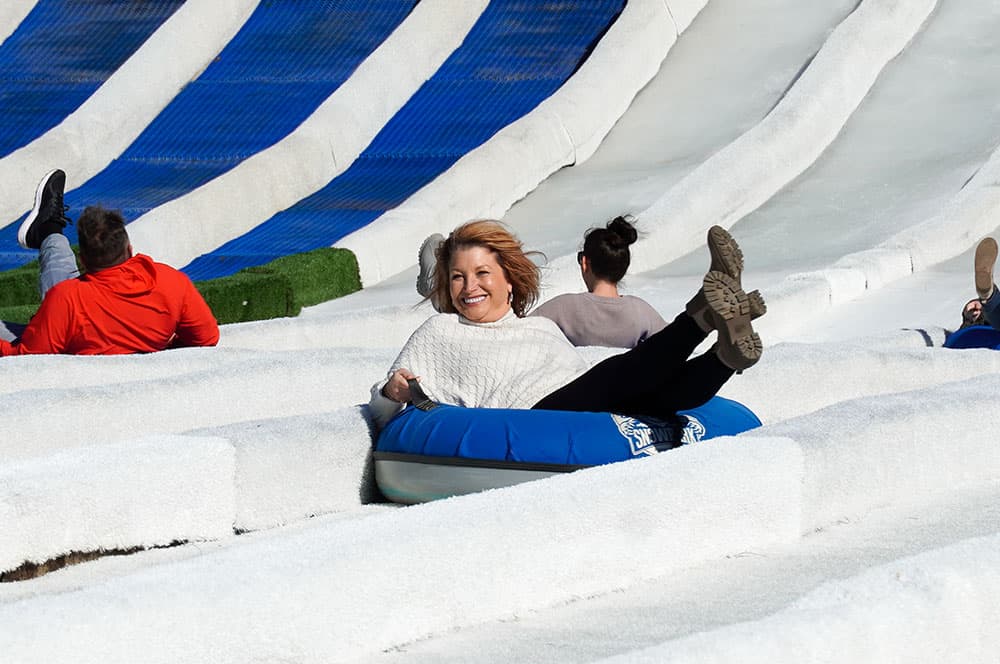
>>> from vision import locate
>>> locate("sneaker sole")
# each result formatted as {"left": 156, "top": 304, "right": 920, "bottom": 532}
{"left": 17, "top": 168, "right": 60, "bottom": 249}
{"left": 704, "top": 270, "right": 762, "bottom": 367}
{"left": 707, "top": 225, "right": 744, "bottom": 286}
{"left": 974, "top": 237, "right": 997, "bottom": 300}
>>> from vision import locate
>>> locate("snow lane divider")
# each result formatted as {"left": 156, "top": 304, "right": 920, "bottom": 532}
{"left": 0, "top": 434, "right": 804, "bottom": 662}
{"left": 0, "top": 435, "right": 235, "bottom": 576}
{"left": 0, "top": 0, "right": 261, "bottom": 226}
{"left": 0, "top": 1, "right": 40, "bottom": 46}
{"left": 629, "top": 0, "right": 938, "bottom": 274}
{"left": 125, "top": 0, "right": 490, "bottom": 272}
{"left": 761, "top": 139, "right": 1000, "bottom": 342}
{"left": 339, "top": 0, "right": 708, "bottom": 286}
{"left": 591, "top": 534, "right": 1000, "bottom": 662}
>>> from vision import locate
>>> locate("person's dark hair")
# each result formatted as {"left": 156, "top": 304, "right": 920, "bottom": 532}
{"left": 77, "top": 205, "right": 130, "bottom": 270}
{"left": 430, "top": 220, "right": 543, "bottom": 317}
{"left": 581, "top": 215, "right": 638, "bottom": 284}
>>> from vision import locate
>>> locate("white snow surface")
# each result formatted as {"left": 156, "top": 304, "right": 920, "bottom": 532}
{"left": 2, "top": 0, "right": 1000, "bottom": 662}
{"left": 0, "top": 1, "right": 35, "bottom": 45}
{"left": 126, "top": 0, "right": 491, "bottom": 270}
{"left": 0, "top": 0, "right": 260, "bottom": 224}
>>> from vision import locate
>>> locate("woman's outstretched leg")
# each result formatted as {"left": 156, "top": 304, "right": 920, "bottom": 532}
{"left": 618, "top": 352, "right": 735, "bottom": 419}
{"left": 532, "top": 311, "right": 709, "bottom": 413}
{"left": 534, "top": 225, "right": 764, "bottom": 417}
{"left": 534, "top": 275, "right": 761, "bottom": 415}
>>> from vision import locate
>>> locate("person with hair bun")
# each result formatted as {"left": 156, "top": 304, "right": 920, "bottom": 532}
{"left": 532, "top": 215, "right": 667, "bottom": 348}
{"left": 370, "top": 219, "right": 766, "bottom": 429}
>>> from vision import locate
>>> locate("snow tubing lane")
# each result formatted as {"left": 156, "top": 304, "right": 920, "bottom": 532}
{"left": 374, "top": 397, "right": 761, "bottom": 504}
{"left": 944, "top": 325, "right": 1000, "bottom": 349}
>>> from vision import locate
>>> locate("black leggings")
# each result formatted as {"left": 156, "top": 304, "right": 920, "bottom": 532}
{"left": 532, "top": 312, "right": 734, "bottom": 420}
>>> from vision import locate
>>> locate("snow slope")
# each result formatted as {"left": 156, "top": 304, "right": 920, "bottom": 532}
{"left": 2, "top": 0, "right": 1000, "bottom": 662}
{"left": 0, "top": 0, "right": 259, "bottom": 224}
{"left": 0, "top": 1, "right": 36, "bottom": 45}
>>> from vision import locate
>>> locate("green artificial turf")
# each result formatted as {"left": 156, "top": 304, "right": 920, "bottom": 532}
{"left": 0, "top": 303, "right": 39, "bottom": 325}
{"left": 242, "top": 247, "right": 362, "bottom": 310}
{"left": 0, "top": 247, "right": 363, "bottom": 326}
{"left": 0, "top": 269, "right": 41, "bottom": 307}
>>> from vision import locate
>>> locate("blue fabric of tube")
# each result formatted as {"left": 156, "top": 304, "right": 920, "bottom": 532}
{"left": 377, "top": 396, "right": 762, "bottom": 467}
{"left": 943, "top": 325, "right": 1000, "bottom": 349}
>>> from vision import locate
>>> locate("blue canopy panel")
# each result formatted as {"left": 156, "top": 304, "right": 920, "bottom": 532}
{"left": 182, "top": 0, "right": 625, "bottom": 281}
{"left": 0, "top": 0, "right": 417, "bottom": 272}
{"left": 0, "top": 0, "right": 184, "bottom": 158}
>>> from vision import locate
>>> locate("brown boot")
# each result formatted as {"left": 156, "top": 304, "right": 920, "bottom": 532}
{"left": 707, "top": 225, "right": 744, "bottom": 284}
{"left": 688, "top": 288, "right": 766, "bottom": 333}
{"left": 974, "top": 237, "right": 997, "bottom": 301}
{"left": 704, "top": 271, "right": 762, "bottom": 372}
{"left": 686, "top": 226, "right": 747, "bottom": 331}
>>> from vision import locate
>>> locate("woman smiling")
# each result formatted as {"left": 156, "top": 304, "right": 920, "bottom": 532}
{"left": 369, "top": 220, "right": 764, "bottom": 429}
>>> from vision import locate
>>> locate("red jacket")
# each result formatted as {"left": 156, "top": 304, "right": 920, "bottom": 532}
{"left": 1, "top": 254, "right": 219, "bottom": 356}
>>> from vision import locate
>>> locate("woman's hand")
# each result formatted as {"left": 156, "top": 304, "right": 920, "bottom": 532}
{"left": 382, "top": 368, "right": 419, "bottom": 403}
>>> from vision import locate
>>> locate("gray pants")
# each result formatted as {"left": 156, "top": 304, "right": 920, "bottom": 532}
{"left": 38, "top": 232, "right": 80, "bottom": 299}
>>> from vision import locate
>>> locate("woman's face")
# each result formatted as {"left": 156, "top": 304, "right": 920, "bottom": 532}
{"left": 449, "top": 245, "right": 513, "bottom": 323}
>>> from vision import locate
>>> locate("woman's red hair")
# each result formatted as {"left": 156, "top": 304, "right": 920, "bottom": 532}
{"left": 429, "top": 220, "right": 543, "bottom": 317}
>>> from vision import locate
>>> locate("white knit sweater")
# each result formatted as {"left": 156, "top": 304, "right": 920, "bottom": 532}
{"left": 369, "top": 311, "right": 589, "bottom": 428}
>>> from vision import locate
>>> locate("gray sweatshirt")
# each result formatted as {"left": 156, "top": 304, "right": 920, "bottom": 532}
{"left": 531, "top": 292, "right": 667, "bottom": 348}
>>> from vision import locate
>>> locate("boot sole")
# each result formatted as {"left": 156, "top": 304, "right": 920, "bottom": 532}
{"left": 18, "top": 168, "right": 61, "bottom": 250}
{"left": 974, "top": 237, "right": 997, "bottom": 300}
{"left": 707, "top": 225, "right": 744, "bottom": 287}
{"left": 704, "top": 270, "right": 762, "bottom": 369}
{"left": 747, "top": 289, "right": 766, "bottom": 319}
{"left": 687, "top": 287, "right": 765, "bottom": 328}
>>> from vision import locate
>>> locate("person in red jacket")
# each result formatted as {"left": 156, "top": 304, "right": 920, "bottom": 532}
{"left": 0, "top": 169, "right": 219, "bottom": 356}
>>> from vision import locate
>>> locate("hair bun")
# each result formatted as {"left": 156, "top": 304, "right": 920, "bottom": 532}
{"left": 607, "top": 215, "right": 638, "bottom": 245}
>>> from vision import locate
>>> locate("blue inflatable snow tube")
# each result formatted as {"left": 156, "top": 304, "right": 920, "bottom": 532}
{"left": 944, "top": 325, "right": 1000, "bottom": 349}
{"left": 373, "top": 396, "right": 761, "bottom": 503}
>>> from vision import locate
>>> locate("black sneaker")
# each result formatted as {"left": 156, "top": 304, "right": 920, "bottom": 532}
{"left": 18, "top": 169, "right": 69, "bottom": 250}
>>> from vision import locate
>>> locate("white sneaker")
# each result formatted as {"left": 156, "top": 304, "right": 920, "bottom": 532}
{"left": 416, "top": 233, "right": 444, "bottom": 299}
{"left": 974, "top": 237, "right": 997, "bottom": 301}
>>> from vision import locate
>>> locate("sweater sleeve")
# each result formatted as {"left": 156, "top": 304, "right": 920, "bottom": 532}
{"left": 530, "top": 296, "right": 562, "bottom": 324}
{"left": 369, "top": 376, "right": 405, "bottom": 430}
{"left": 367, "top": 317, "right": 439, "bottom": 429}
{"left": 645, "top": 301, "right": 668, "bottom": 336}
